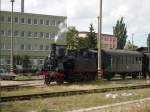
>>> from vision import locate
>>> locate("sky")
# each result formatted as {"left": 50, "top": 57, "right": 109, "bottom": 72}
{"left": 1, "top": 0, "right": 150, "bottom": 47}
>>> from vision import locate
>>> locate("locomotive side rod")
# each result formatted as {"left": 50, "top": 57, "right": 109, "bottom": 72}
{"left": 1, "top": 84, "right": 150, "bottom": 102}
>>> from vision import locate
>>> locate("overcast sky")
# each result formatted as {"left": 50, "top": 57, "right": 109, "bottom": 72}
{"left": 1, "top": 0, "right": 150, "bottom": 47}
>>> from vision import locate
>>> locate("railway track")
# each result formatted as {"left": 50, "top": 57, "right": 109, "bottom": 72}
{"left": 1, "top": 84, "right": 150, "bottom": 102}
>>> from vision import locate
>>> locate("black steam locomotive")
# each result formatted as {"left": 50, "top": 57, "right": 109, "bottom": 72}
{"left": 42, "top": 44, "right": 150, "bottom": 84}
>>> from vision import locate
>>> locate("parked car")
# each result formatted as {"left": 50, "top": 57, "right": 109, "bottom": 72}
{"left": 0, "top": 69, "right": 16, "bottom": 80}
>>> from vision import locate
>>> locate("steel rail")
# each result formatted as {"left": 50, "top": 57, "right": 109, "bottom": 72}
{"left": 1, "top": 84, "right": 150, "bottom": 102}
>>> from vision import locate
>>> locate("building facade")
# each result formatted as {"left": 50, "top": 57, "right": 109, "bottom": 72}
{"left": 0, "top": 11, "right": 67, "bottom": 69}
{"left": 79, "top": 32, "right": 117, "bottom": 49}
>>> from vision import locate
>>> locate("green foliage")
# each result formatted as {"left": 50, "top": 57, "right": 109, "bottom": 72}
{"left": 113, "top": 17, "right": 127, "bottom": 49}
{"left": 37, "top": 109, "right": 50, "bottom": 112}
{"left": 66, "top": 26, "right": 79, "bottom": 50}
{"left": 22, "top": 55, "right": 31, "bottom": 71}
{"left": 78, "top": 37, "right": 88, "bottom": 48}
{"left": 87, "top": 24, "right": 97, "bottom": 49}
{"left": 145, "top": 107, "right": 150, "bottom": 112}
{"left": 13, "top": 55, "right": 23, "bottom": 65}
{"left": 125, "top": 40, "right": 138, "bottom": 51}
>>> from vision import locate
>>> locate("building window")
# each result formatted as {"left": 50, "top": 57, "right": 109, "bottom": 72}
{"left": 7, "top": 30, "right": 11, "bottom": 37}
{"left": 26, "top": 44, "right": 32, "bottom": 50}
{"left": 7, "top": 59, "right": 10, "bottom": 64}
{"left": 14, "top": 17, "right": 19, "bottom": 23}
{"left": 27, "top": 31, "right": 32, "bottom": 37}
{"left": 27, "top": 18, "right": 32, "bottom": 24}
{"left": 5, "top": 44, "right": 11, "bottom": 50}
{"left": 21, "top": 18, "right": 25, "bottom": 24}
{"left": 45, "top": 45, "right": 49, "bottom": 50}
{"left": 0, "top": 30, "right": 5, "bottom": 36}
{"left": 46, "top": 20, "right": 49, "bottom": 25}
{"left": 39, "top": 60, "right": 43, "bottom": 65}
{"left": 50, "top": 33, "right": 55, "bottom": 39}
{"left": 33, "top": 19, "right": 38, "bottom": 25}
{"left": 40, "top": 19, "right": 44, "bottom": 25}
{"left": 57, "top": 21, "right": 62, "bottom": 26}
{"left": 45, "top": 33, "right": 49, "bottom": 38}
{"left": 14, "top": 30, "right": 19, "bottom": 36}
{"left": 40, "top": 32, "right": 44, "bottom": 38}
{"left": 7, "top": 17, "right": 11, "bottom": 23}
{"left": 0, "top": 44, "right": 5, "bottom": 49}
{"left": 0, "top": 59, "right": 5, "bottom": 65}
{"left": 110, "top": 38, "right": 112, "bottom": 41}
{"left": 20, "top": 44, "right": 25, "bottom": 50}
{"left": 51, "top": 20, "right": 56, "bottom": 26}
{"left": 33, "top": 32, "right": 38, "bottom": 37}
{"left": 0, "top": 16, "right": 5, "bottom": 22}
{"left": 39, "top": 45, "right": 43, "bottom": 50}
{"left": 21, "top": 31, "right": 25, "bottom": 37}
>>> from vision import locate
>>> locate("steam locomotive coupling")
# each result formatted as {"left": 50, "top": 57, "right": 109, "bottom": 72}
{"left": 41, "top": 44, "right": 150, "bottom": 84}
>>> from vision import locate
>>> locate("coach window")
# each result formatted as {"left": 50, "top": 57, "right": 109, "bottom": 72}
{"left": 139, "top": 57, "right": 142, "bottom": 64}
{"left": 136, "top": 57, "right": 138, "bottom": 64}
{"left": 125, "top": 56, "right": 128, "bottom": 64}
{"left": 132, "top": 56, "right": 134, "bottom": 64}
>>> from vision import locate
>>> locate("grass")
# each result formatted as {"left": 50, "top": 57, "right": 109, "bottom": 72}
{"left": 1, "top": 88, "right": 150, "bottom": 112}
{"left": 145, "top": 107, "right": 150, "bottom": 112}
{"left": 1, "top": 79, "right": 149, "bottom": 97}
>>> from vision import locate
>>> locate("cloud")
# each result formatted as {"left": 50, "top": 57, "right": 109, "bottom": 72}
{"left": 1, "top": 0, "right": 150, "bottom": 47}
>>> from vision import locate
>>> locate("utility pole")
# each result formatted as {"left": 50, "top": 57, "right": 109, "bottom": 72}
{"left": 98, "top": 0, "right": 103, "bottom": 78}
{"left": 10, "top": 0, "right": 15, "bottom": 74}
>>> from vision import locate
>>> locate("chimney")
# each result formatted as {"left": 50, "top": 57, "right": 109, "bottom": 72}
{"left": 21, "top": 0, "right": 24, "bottom": 13}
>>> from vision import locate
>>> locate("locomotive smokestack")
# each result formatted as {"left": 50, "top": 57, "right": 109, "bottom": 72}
{"left": 21, "top": 0, "right": 24, "bottom": 13}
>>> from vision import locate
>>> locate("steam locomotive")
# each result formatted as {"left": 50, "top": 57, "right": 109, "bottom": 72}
{"left": 41, "top": 44, "right": 150, "bottom": 84}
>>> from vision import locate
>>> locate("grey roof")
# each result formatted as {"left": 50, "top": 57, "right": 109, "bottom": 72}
{"left": 102, "top": 49, "right": 142, "bottom": 56}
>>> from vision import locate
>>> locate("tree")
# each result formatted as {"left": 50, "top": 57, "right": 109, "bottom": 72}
{"left": 87, "top": 24, "right": 97, "bottom": 49}
{"left": 22, "top": 55, "right": 31, "bottom": 72}
{"left": 66, "top": 27, "right": 79, "bottom": 50}
{"left": 113, "top": 17, "right": 127, "bottom": 49}
{"left": 125, "top": 40, "right": 138, "bottom": 51}
{"left": 78, "top": 37, "right": 88, "bottom": 48}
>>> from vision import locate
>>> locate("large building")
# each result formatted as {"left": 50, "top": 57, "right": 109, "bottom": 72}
{"left": 0, "top": 11, "right": 67, "bottom": 69}
{"left": 79, "top": 31, "right": 117, "bottom": 49}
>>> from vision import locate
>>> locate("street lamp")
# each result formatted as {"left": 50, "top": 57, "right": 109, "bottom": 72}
{"left": 98, "top": 0, "right": 103, "bottom": 78}
{"left": 10, "top": 0, "right": 15, "bottom": 73}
